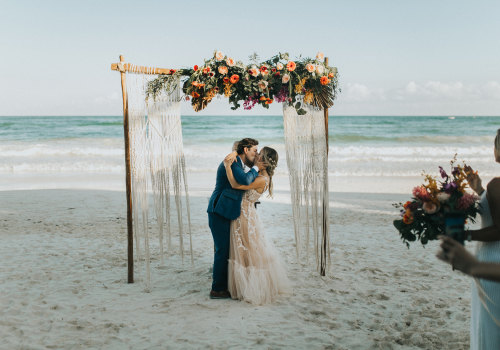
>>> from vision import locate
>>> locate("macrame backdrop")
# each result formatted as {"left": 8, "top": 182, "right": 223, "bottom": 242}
{"left": 126, "top": 68, "right": 193, "bottom": 291}
{"left": 283, "top": 102, "right": 331, "bottom": 273}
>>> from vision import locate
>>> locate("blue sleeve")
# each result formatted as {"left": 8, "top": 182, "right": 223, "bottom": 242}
{"left": 231, "top": 162, "right": 258, "bottom": 185}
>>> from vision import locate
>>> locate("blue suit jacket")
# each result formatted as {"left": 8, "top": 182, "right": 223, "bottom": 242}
{"left": 207, "top": 156, "right": 258, "bottom": 220}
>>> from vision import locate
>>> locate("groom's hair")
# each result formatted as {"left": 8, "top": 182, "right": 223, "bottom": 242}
{"left": 236, "top": 138, "right": 258, "bottom": 155}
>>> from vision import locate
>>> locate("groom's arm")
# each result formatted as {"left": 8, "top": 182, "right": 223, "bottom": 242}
{"left": 231, "top": 162, "right": 258, "bottom": 185}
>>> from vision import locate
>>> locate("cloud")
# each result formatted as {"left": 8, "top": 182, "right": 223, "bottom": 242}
{"left": 342, "top": 80, "right": 500, "bottom": 102}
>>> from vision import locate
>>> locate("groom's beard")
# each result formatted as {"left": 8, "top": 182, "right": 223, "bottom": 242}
{"left": 243, "top": 158, "right": 255, "bottom": 168}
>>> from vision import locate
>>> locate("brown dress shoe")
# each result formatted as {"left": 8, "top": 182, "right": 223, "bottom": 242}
{"left": 209, "top": 290, "right": 231, "bottom": 299}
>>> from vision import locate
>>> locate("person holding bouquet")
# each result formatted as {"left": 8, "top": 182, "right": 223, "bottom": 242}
{"left": 459, "top": 129, "right": 500, "bottom": 350}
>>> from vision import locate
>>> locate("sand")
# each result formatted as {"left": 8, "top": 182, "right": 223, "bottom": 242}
{"left": 0, "top": 174, "right": 478, "bottom": 349}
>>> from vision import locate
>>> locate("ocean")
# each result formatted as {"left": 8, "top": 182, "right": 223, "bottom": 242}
{"left": 0, "top": 115, "right": 498, "bottom": 182}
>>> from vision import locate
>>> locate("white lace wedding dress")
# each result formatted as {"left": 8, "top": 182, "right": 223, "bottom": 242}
{"left": 470, "top": 191, "right": 500, "bottom": 349}
{"left": 228, "top": 176, "right": 291, "bottom": 305}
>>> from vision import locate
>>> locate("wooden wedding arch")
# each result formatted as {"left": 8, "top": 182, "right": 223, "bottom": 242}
{"left": 111, "top": 55, "right": 332, "bottom": 282}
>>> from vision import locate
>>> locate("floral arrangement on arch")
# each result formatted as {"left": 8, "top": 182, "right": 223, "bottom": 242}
{"left": 393, "top": 156, "right": 481, "bottom": 247}
{"left": 146, "top": 51, "right": 339, "bottom": 115}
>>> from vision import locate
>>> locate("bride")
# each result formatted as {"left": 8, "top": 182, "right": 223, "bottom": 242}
{"left": 223, "top": 146, "right": 291, "bottom": 305}
{"left": 464, "top": 129, "right": 500, "bottom": 349}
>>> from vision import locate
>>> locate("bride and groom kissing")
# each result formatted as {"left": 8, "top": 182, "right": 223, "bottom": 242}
{"left": 207, "top": 138, "right": 291, "bottom": 305}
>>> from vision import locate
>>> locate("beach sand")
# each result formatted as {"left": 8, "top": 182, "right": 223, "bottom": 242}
{"left": 0, "top": 174, "right": 478, "bottom": 349}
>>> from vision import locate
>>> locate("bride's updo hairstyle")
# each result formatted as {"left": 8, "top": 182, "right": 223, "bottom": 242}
{"left": 260, "top": 146, "right": 278, "bottom": 197}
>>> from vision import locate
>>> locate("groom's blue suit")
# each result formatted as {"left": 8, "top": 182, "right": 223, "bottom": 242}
{"left": 207, "top": 156, "right": 258, "bottom": 292}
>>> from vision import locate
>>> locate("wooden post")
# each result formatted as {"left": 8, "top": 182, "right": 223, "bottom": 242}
{"left": 118, "top": 55, "right": 134, "bottom": 284}
{"left": 320, "top": 57, "right": 330, "bottom": 276}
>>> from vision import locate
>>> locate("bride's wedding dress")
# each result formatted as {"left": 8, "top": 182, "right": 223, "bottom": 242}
{"left": 470, "top": 191, "right": 500, "bottom": 349}
{"left": 228, "top": 176, "right": 291, "bottom": 305}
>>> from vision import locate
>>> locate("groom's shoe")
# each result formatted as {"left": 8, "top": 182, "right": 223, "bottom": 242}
{"left": 209, "top": 290, "right": 231, "bottom": 299}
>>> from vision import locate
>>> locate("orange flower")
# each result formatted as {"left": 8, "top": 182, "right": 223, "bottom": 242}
{"left": 191, "top": 92, "right": 200, "bottom": 98}
{"left": 265, "top": 99, "right": 273, "bottom": 104}
{"left": 229, "top": 74, "right": 239, "bottom": 84}
{"left": 202, "top": 66, "right": 211, "bottom": 74}
{"left": 218, "top": 66, "right": 228, "bottom": 75}
{"left": 169, "top": 69, "right": 176, "bottom": 74}
{"left": 259, "top": 96, "right": 267, "bottom": 101}
{"left": 328, "top": 72, "right": 334, "bottom": 78}
{"left": 306, "top": 63, "right": 315, "bottom": 73}
{"left": 223, "top": 77, "right": 230, "bottom": 84}
{"left": 193, "top": 65, "right": 199, "bottom": 71}
{"left": 403, "top": 201, "right": 412, "bottom": 209}
{"left": 286, "top": 61, "right": 296, "bottom": 72}
{"left": 402, "top": 211, "right": 414, "bottom": 224}
{"left": 226, "top": 57, "right": 235, "bottom": 67}
{"left": 320, "top": 76, "right": 330, "bottom": 85}
{"left": 192, "top": 81, "right": 199, "bottom": 87}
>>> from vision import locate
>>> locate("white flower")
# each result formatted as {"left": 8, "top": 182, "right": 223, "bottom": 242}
{"left": 215, "top": 51, "right": 224, "bottom": 61}
{"left": 282, "top": 74, "right": 290, "bottom": 84}
{"left": 437, "top": 192, "right": 451, "bottom": 203}
{"left": 316, "top": 64, "right": 324, "bottom": 74}
{"left": 249, "top": 65, "right": 260, "bottom": 77}
{"left": 258, "top": 80, "right": 268, "bottom": 90}
{"left": 316, "top": 52, "right": 324, "bottom": 61}
{"left": 276, "top": 63, "right": 284, "bottom": 70}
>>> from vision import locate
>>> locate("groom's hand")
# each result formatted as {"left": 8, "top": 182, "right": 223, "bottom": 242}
{"left": 256, "top": 160, "right": 269, "bottom": 171}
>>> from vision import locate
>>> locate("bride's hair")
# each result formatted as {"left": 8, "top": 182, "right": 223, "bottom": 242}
{"left": 260, "top": 146, "right": 278, "bottom": 197}
{"left": 496, "top": 129, "right": 500, "bottom": 150}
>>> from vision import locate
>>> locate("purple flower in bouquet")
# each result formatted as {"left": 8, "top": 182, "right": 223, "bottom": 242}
{"left": 451, "top": 167, "right": 460, "bottom": 177}
{"left": 443, "top": 181, "right": 458, "bottom": 193}
{"left": 439, "top": 166, "right": 448, "bottom": 179}
{"left": 457, "top": 193, "right": 479, "bottom": 211}
{"left": 243, "top": 95, "right": 258, "bottom": 110}
{"left": 275, "top": 87, "right": 288, "bottom": 103}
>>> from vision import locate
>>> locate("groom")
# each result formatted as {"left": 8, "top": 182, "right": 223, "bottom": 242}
{"left": 207, "top": 138, "right": 263, "bottom": 299}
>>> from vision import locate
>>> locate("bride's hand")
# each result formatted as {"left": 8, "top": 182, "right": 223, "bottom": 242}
{"left": 464, "top": 165, "right": 484, "bottom": 195}
{"left": 224, "top": 151, "right": 237, "bottom": 165}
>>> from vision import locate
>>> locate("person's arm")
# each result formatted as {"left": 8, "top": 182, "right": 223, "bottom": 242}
{"left": 224, "top": 161, "right": 265, "bottom": 191}
{"left": 469, "top": 178, "right": 500, "bottom": 242}
{"left": 230, "top": 157, "right": 258, "bottom": 186}
{"left": 437, "top": 235, "right": 500, "bottom": 282}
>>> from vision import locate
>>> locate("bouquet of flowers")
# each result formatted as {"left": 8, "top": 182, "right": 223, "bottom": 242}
{"left": 393, "top": 157, "right": 481, "bottom": 247}
{"left": 146, "top": 50, "right": 339, "bottom": 114}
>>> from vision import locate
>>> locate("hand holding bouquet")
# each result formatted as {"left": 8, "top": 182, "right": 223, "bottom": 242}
{"left": 394, "top": 157, "right": 481, "bottom": 247}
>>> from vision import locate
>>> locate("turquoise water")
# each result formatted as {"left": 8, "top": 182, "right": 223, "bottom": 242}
{"left": 0, "top": 115, "right": 497, "bottom": 145}
{"left": 0, "top": 115, "right": 498, "bottom": 176}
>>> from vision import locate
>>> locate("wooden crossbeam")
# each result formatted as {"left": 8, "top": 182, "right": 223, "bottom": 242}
{"left": 111, "top": 62, "right": 177, "bottom": 75}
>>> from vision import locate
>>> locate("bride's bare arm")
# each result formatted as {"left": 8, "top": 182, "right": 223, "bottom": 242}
{"left": 469, "top": 178, "right": 500, "bottom": 242}
{"left": 224, "top": 161, "right": 265, "bottom": 191}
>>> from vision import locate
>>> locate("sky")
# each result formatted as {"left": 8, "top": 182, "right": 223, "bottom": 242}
{"left": 0, "top": 0, "right": 499, "bottom": 116}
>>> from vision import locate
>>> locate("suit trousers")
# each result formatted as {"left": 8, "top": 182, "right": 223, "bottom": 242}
{"left": 208, "top": 212, "right": 231, "bottom": 292}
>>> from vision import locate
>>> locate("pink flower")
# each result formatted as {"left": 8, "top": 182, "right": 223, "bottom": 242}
{"left": 306, "top": 63, "right": 315, "bottom": 73}
{"left": 316, "top": 52, "right": 324, "bottom": 61}
{"left": 226, "top": 57, "right": 235, "bottom": 66}
{"left": 282, "top": 74, "right": 290, "bottom": 84}
{"left": 276, "top": 63, "right": 284, "bottom": 70}
{"left": 457, "top": 193, "right": 478, "bottom": 211}
{"left": 258, "top": 80, "right": 268, "bottom": 90}
{"left": 422, "top": 201, "right": 439, "bottom": 214}
{"left": 218, "top": 66, "right": 228, "bottom": 75}
{"left": 412, "top": 186, "right": 431, "bottom": 202}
